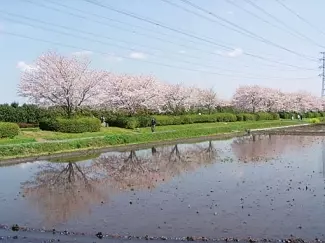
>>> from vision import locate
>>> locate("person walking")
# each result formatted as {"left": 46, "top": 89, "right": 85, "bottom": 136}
{"left": 151, "top": 118, "right": 156, "bottom": 133}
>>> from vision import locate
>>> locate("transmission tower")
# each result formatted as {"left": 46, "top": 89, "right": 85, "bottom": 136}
{"left": 319, "top": 52, "right": 325, "bottom": 97}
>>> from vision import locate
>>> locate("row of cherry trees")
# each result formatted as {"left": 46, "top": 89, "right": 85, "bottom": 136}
{"left": 232, "top": 85, "right": 324, "bottom": 113}
{"left": 18, "top": 51, "right": 324, "bottom": 116}
{"left": 18, "top": 51, "right": 227, "bottom": 116}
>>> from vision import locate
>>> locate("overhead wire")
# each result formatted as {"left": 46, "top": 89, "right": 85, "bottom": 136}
{"left": 0, "top": 30, "right": 317, "bottom": 80}
{"left": 2, "top": 9, "right": 318, "bottom": 74}
{"left": 45, "top": 0, "right": 225, "bottom": 50}
{"left": 178, "top": 0, "right": 318, "bottom": 62}
{"left": 21, "top": 0, "right": 222, "bottom": 56}
{"left": 21, "top": 0, "right": 318, "bottom": 71}
{"left": 274, "top": 0, "right": 325, "bottom": 37}
{"left": 82, "top": 0, "right": 317, "bottom": 62}
{"left": 0, "top": 14, "right": 275, "bottom": 78}
{"left": 2, "top": 15, "right": 316, "bottom": 79}
{"left": 224, "top": 0, "right": 320, "bottom": 45}
{"left": 242, "top": 0, "right": 325, "bottom": 49}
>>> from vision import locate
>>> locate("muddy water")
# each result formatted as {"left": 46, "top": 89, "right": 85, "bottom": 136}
{"left": 0, "top": 135, "right": 325, "bottom": 240}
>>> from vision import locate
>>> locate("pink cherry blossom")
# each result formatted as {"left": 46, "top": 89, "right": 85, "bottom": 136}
{"left": 19, "top": 51, "right": 324, "bottom": 116}
{"left": 18, "top": 51, "right": 107, "bottom": 117}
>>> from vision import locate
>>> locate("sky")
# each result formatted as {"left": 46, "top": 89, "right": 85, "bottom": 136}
{"left": 0, "top": 0, "right": 324, "bottom": 103}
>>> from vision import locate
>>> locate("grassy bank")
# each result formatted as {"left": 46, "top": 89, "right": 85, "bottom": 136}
{"left": 0, "top": 120, "right": 304, "bottom": 160}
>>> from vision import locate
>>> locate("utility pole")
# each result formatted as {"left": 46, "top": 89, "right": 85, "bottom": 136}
{"left": 319, "top": 52, "right": 325, "bottom": 97}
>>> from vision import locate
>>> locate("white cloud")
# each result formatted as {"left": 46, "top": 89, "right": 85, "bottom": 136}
{"left": 72, "top": 50, "right": 93, "bottom": 57}
{"left": 226, "top": 48, "right": 243, "bottom": 58}
{"left": 16, "top": 61, "right": 34, "bottom": 72}
{"left": 129, "top": 52, "right": 147, "bottom": 60}
{"left": 106, "top": 53, "right": 124, "bottom": 63}
{"left": 226, "top": 10, "right": 234, "bottom": 15}
{"left": 179, "top": 50, "right": 187, "bottom": 54}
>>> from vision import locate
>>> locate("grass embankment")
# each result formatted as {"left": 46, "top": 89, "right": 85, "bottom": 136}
{"left": 0, "top": 120, "right": 304, "bottom": 160}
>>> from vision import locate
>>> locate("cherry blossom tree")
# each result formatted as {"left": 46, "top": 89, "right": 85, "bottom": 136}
{"left": 196, "top": 88, "right": 219, "bottom": 114}
{"left": 231, "top": 85, "right": 324, "bottom": 113}
{"left": 162, "top": 83, "right": 192, "bottom": 114}
{"left": 102, "top": 74, "right": 164, "bottom": 115}
{"left": 18, "top": 51, "right": 325, "bottom": 115}
{"left": 232, "top": 85, "right": 267, "bottom": 112}
{"left": 18, "top": 51, "right": 108, "bottom": 117}
{"left": 262, "top": 88, "right": 284, "bottom": 112}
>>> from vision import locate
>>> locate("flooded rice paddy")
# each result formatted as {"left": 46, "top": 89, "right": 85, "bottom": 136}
{"left": 0, "top": 134, "right": 325, "bottom": 240}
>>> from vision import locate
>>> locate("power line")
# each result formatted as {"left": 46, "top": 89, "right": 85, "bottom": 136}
{"left": 0, "top": 11, "right": 222, "bottom": 64}
{"left": 81, "top": 0, "right": 238, "bottom": 52}
{"left": 224, "top": 0, "right": 323, "bottom": 47}
{"left": 178, "top": 0, "right": 318, "bottom": 62}
{"left": 21, "top": 0, "right": 318, "bottom": 71}
{"left": 274, "top": 0, "right": 325, "bottom": 37}
{"left": 1, "top": 12, "right": 317, "bottom": 75}
{"left": 83, "top": 0, "right": 317, "bottom": 61}
{"left": 21, "top": 0, "right": 223, "bottom": 56}
{"left": 46, "top": 0, "right": 224, "bottom": 50}
{"left": 168, "top": 0, "right": 315, "bottom": 48}
{"left": 159, "top": 0, "right": 257, "bottom": 41}
{"left": 243, "top": 0, "right": 325, "bottom": 49}
{"left": 1, "top": 30, "right": 317, "bottom": 81}
{"left": 2, "top": 14, "right": 300, "bottom": 78}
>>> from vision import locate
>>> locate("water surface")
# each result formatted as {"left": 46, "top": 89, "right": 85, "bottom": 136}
{"left": 0, "top": 135, "right": 324, "bottom": 240}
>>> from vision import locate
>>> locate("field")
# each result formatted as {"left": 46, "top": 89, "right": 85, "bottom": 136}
{"left": 0, "top": 120, "right": 304, "bottom": 160}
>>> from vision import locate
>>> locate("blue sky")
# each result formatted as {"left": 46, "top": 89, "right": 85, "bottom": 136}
{"left": 0, "top": 0, "right": 323, "bottom": 103}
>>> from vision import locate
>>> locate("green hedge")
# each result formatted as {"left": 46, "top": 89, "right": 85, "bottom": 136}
{"left": 104, "top": 113, "right": 280, "bottom": 129}
{"left": 0, "top": 122, "right": 20, "bottom": 138}
{"left": 1, "top": 102, "right": 325, "bottom": 125}
{"left": 279, "top": 112, "right": 323, "bottom": 119}
{"left": 39, "top": 117, "right": 101, "bottom": 133}
{"left": 255, "top": 112, "right": 279, "bottom": 121}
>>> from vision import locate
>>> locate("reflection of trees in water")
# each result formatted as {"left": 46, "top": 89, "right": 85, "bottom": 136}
{"left": 21, "top": 141, "right": 218, "bottom": 226}
{"left": 21, "top": 162, "right": 109, "bottom": 226}
{"left": 232, "top": 134, "right": 320, "bottom": 161}
{"left": 93, "top": 141, "right": 218, "bottom": 190}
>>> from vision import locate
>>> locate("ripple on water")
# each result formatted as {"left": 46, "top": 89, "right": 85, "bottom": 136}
{"left": 0, "top": 134, "right": 324, "bottom": 240}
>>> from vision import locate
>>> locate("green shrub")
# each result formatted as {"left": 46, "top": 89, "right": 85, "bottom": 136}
{"left": 124, "top": 117, "right": 140, "bottom": 129}
{"left": 39, "top": 117, "right": 101, "bottom": 133}
{"left": 314, "top": 112, "right": 322, "bottom": 118}
{"left": 39, "top": 119, "right": 59, "bottom": 131}
{"left": 111, "top": 117, "right": 140, "bottom": 129}
{"left": 154, "top": 115, "right": 173, "bottom": 126}
{"left": 242, "top": 113, "right": 256, "bottom": 121}
{"left": 279, "top": 112, "right": 294, "bottom": 119}
{"left": 236, "top": 114, "right": 244, "bottom": 121}
{"left": 180, "top": 115, "right": 194, "bottom": 124}
{"left": 137, "top": 116, "right": 152, "bottom": 127}
{"left": 154, "top": 113, "right": 237, "bottom": 126}
{"left": 309, "top": 118, "right": 320, "bottom": 124}
{"left": 270, "top": 113, "right": 280, "bottom": 120}
{"left": 0, "top": 122, "right": 19, "bottom": 138}
{"left": 255, "top": 112, "right": 275, "bottom": 121}
{"left": 17, "top": 122, "right": 39, "bottom": 128}
{"left": 214, "top": 113, "right": 237, "bottom": 122}
{"left": 305, "top": 112, "right": 315, "bottom": 118}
